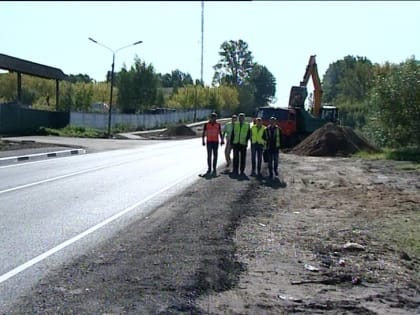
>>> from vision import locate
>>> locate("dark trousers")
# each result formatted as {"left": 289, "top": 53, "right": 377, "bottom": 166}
{"left": 206, "top": 142, "right": 219, "bottom": 171}
{"left": 232, "top": 144, "right": 247, "bottom": 174}
{"left": 267, "top": 149, "right": 279, "bottom": 176}
{"left": 251, "top": 143, "right": 264, "bottom": 174}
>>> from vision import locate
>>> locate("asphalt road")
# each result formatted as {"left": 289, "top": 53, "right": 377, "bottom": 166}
{"left": 0, "top": 135, "right": 164, "bottom": 165}
{"left": 0, "top": 137, "right": 210, "bottom": 312}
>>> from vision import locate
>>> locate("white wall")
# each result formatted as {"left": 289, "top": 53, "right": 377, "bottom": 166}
{"left": 70, "top": 109, "right": 212, "bottom": 130}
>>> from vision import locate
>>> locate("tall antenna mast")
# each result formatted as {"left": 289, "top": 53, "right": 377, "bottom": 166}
{"left": 200, "top": 0, "right": 204, "bottom": 85}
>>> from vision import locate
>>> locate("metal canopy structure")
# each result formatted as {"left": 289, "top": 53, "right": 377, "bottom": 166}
{"left": 0, "top": 53, "right": 67, "bottom": 109}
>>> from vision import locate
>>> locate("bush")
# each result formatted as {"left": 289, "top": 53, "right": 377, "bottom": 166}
{"left": 386, "top": 147, "right": 420, "bottom": 163}
{"left": 37, "top": 125, "right": 105, "bottom": 138}
{"left": 336, "top": 101, "right": 369, "bottom": 129}
{"left": 112, "top": 123, "right": 132, "bottom": 133}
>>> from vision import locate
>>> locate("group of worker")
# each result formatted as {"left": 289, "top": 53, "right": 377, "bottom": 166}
{"left": 201, "top": 112, "right": 281, "bottom": 179}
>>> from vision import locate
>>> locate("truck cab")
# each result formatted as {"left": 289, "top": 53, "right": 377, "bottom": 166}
{"left": 320, "top": 105, "right": 339, "bottom": 123}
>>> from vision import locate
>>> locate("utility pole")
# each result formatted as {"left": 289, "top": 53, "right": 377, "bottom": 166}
{"left": 201, "top": 0, "right": 204, "bottom": 86}
{"left": 195, "top": 0, "right": 204, "bottom": 122}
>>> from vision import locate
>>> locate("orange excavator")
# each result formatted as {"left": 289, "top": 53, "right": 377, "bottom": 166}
{"left": 299, "top": 55, "right": 323, "bottom": 116}
{"left": 256, "top": 55, "right": 339, "bottom": 147}
{"left": 289, "top": 55, "right": 339, "bottom": 121}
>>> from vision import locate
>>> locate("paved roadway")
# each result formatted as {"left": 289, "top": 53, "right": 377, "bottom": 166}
{"left": 0, "top": 136, "right": 210, "bottom": 312}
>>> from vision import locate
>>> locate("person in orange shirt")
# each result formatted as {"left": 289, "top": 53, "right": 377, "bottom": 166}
{"left": 202, "top": 112, "right": 224, "bottom": 176}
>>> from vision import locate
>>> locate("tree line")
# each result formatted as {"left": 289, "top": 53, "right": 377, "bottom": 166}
{"left": 322, "top": 55, "right": 419, "bottom": 148}
{"left": 0, "top": 40, "right": 418, "bottom": 148}
{"left": 0, "top": 39, "right": 276, "bottom": 117}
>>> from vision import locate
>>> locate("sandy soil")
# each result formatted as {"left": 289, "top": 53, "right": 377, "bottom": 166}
{"left": 6, "top": 149, "right": 419, "bottom": 314}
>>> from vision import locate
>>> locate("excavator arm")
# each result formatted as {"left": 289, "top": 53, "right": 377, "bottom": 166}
{"left": 300, "top": 55, "right": 323, "bottom": 117}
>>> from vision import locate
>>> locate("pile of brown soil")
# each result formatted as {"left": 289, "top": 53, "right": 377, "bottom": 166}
{"left": 290, "top": 123, "right": 379, "bottom": 157}
{"left": 160, "top": 124, "right": 197, "bottom": 137}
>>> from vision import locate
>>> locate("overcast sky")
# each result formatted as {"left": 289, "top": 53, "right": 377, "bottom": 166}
{"left": 1, "top": 1, "right": 419, "bottom": 106}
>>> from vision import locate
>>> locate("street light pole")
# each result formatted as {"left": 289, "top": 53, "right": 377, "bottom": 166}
{"left": 109, "top": 53, "right": 115, "bottom": 137}
{"left": 88, "top": 37, "right": 143, "bottom": 137}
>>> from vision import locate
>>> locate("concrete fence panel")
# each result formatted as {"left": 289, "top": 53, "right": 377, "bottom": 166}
{"left": 70, "top": 109, "right": 212, "bottom": 130}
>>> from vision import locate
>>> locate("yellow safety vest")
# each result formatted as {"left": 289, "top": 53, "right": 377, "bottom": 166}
{"left": 223, "top": 122, "right": 234, "bottom": 139}
{"left": 251, "top": 125, "right": 266, "bottom": 145}
{"left": 232, "top": 122, "right": 250, "bottom": 145}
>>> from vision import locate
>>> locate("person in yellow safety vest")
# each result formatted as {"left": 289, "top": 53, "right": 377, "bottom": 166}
{"left": 250, "top": 117, "right": 266, "bottom": 177}
{"left": 231, "top": 112, "right": 250, "bottom": 176}
{"left": 222, "top": 114, "right": 237, "bottom": 168}
{"left": 262, "top": 116, "right": 281, "bottom": 179}
{"left": 202, "top": 112, "right": 224, "bottom": 176}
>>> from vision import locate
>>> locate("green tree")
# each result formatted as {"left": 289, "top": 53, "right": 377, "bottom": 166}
{"left": 0, "top": 73, "right": 16, "bottom": 102}
{"left": 166, "top": 84, "right": 202, "bottom": 110}
{"left": 207, "top": 89, "right": 219, "bottom": 110}
{"left": 60, "top": 81, "right": 75, "bottom": 111}
{"left": 73, "top": 82, "right": 94, "bottom": 111}
{"left": 117, "top": 68, "right": 136, "bottom": 113}
{"left": 171, "top": 69, "right": 193, "bottom": 91}
{"left": 323, "top": 55, "right": 374, "bottom": 103}
{"left": 67, "top": 74, "right": 94, "bottom": 84}
{"left": 217, "top": 85, "right": 240, "bottom": 113}
{"left": 323, "top": 59, "right": 344, "bottom": 102}
{"left": 91, "top": 82, "right": 110, "bottom": 104}
{"left": 157, "top": 70, "right": 193, "bottom": 92}
{"left": 159, "top": 73, "right": 172, "bottom": 88}
{"left": 368, "top": 57, "right": 420, "bottom": 147}
{"left": 117, "top": 57, "right": 159, "bottom": 113}
{"left": 248, "top": 64, "right": 276, "bottom": 107}
{"left": 58, "top": 81, "right": 94, "bottom": 112}
{"left": 236, "top": 84, "right": 256, "bottom": 115}
{"left": 167, "top": 85, "right": 239, "bottom": 113}
{"left": 21, "top": 86, "right": 39, "bottom": 106}
{"left": 212, "top": 39, "right": 254, "bottom": 86}
{"left": 0, "top": 74, "right": 59, "bottom": 108}
{"left": 0, "top": 72, "right": 114, "bottom": 112}
{"left": 156, "top": 89, "right": 165, "bottom": 106}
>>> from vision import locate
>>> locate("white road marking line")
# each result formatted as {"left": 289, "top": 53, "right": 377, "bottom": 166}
{"left": 0, "top": 165, "right": 111, "bottom": 195}
{"left": 0, "top": 154, "right": 73, "bottom": 169}
{"left": 0, "top": 148, "right": 175, "bottom": 195}
{"left": 0, "top": 168, "right": 201, "bottom": 284}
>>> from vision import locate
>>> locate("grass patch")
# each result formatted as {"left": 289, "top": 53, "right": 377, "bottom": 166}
{"left": 38, "top": 125, "right": 107, "bottom": 138}
{"left": 386, "top": 147, "right": 420, "bottom": 163}
{"left": 112, "top": 123, "right": 133, "bottom": 133}
{"left": 354, "top": 147, "right": 420, "bottom": 164}
{"left": 394, "top": 163, "right": 420, "bottom": 171}
{"left": 354, "top": 150, "right": 387, "bottom": 160}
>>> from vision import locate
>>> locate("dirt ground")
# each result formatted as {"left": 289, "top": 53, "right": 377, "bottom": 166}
{"left": 6, "top": 144, "right": 420, "bottom": 314}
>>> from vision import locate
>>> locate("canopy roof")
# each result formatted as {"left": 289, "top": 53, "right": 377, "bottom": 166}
{"left": 0, "top": 53, "right": 67, "bottom": 80}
